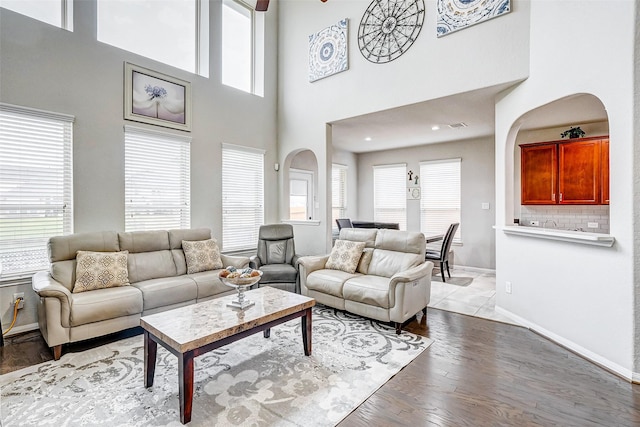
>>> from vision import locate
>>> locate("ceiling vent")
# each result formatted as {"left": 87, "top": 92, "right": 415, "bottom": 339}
{"left": 448, "top": 122, "right": 468, "bottom": 129}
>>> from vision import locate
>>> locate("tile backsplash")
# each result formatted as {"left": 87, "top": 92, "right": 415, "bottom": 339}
{"left": 519, "top": 205, "right": 610, "bottom": 234}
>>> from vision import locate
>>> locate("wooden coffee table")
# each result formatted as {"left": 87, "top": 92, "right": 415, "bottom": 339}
{"left": 140, "top": 286, "right": 315, "bottom": 424}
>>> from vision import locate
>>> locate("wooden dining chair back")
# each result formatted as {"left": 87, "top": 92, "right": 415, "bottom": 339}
{"left": 425, "top": 223, "right": 459, "bottom": 282}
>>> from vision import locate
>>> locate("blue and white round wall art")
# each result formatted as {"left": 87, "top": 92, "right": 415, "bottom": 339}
{"left": 437, "top": 0, "right": 511, "bottom": 37}
{"left": 309, "top": 19, "right": 348, "bottom": 83}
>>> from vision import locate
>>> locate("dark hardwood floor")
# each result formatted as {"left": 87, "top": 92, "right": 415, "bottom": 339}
{"left": 2, "top": 309, "right": 639, "bottom": 426}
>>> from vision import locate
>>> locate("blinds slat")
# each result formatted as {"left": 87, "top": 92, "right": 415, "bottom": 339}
{"left": 222, "top": 146, "right": 264, "bottom": 251}
{"left": 420, "top": 159, "right": 462, "bottom": 242}
{"left": 0, "top": 105, "right": 73, "bottom": 278}
{"left": 373, "top": 164, "right": 407, "bottom": 230}
{"left": 125, "top": 128, "right": 191, "bottom": 231}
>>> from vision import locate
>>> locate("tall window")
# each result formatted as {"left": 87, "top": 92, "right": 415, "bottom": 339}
{"left": 222, "top": 144, "right": 264, "bottom": 251}
{"left": 332, "top": 164, "right": 347, "bottom": 230}
{"left": 221, "top": 0, "right": 252, "bottom": 93}
{"left": 0, "top": 104, "right": 73, "bottom": 279}
{"left": 1, "top": 0, "right": 73, "bottom": 30}
{"left": 420, "top": 159, "right": 461, "bottom": 242}
{"left": 125, "top": 126, "right": 190, "bottom": 231}
{"left": 373, "top": 164, "right": 407, "bottom": 230}
{"left": 97, "top": 0, "right": 209, "bottom": 76}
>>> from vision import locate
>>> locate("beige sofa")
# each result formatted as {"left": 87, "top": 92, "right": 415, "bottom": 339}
{"left": 298, "top": 228, "right": 433, "bottom": 334}
{"left": 32, "top": 228, "right": 248, "bottom": 360}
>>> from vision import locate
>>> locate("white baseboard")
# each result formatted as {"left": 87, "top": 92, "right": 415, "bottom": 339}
{"left": 495, "top": 306, "right": 638, "bottom": 383}
{"left": 4, "top": 322, "right": 38, "bottom": 337}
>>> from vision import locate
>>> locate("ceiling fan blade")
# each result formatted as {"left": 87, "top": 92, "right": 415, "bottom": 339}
{"left": 256, "top": 0, "right": 269, "bottom": 11}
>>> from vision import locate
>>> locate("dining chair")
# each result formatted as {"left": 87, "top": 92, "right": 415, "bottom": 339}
{"left": 335, "top": 218, "right": 353, "bottom": 231}
{"left": 425, "top": 223, "right": 459, "bottom": 282}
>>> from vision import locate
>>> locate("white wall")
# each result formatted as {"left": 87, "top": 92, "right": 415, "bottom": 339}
{"left": 357, "top": 137, "right": 496, "bottom": 269}
{"left": 0, "top": 1, "right": 279, "bottom": 331}
{"left": 495, "top": 0, "right": 637, "bottom": 379}
{"left": 278, "top": 0, "right": 529, "bottom": 256}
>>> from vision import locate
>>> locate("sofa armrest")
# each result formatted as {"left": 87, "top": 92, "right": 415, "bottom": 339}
{"left": 298, "top": 255, "right": 329, "bottom": 277}
{"left": 389, "top": 261, "right": 434, "bottom": 287}
{"left": 221, "top": 254, "right": 250, "bottom": 269}
{"left": 249, "top": 255, "right": 261, "bottom": 270}
{"left": 32, "top": 271, "right": 72, "bottom": 327}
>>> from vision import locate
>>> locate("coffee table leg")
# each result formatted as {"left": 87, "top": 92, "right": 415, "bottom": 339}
{"left": 301, "top": 308, "right": 312, "bottom": 356}
{"left": 179, "top": 351, "right": 195, "bottom": 424}
{"left": 263, "top": 328, "right": 270, "bottom": 338}
{"left": 144, "top": 330, "right": 157, "bottom": 388}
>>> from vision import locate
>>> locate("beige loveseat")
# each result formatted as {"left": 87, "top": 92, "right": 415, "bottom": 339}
{"left": 298, "top": 228, "right": 433, "bottom": 334}
{"left": 32, "top": 228, "right": 248, "bottom": 360}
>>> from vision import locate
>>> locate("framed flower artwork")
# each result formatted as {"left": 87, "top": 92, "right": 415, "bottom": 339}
{"left": 124, "top": 62, "right": 192, "bottom": 132}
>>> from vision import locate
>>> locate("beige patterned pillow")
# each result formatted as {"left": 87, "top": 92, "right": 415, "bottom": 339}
{"left": 357, "top": 248, "right": 374, "bottom": 274}
{"left": 182, "top": 238, "right": 223, "bottom": 274}
{"left": 73, "top": 251, "right": 130, "bottom": 293}
{"left": 326, "top": 240, "right": 366, "bottom": 274}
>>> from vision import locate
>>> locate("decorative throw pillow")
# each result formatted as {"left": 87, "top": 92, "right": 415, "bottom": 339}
{"left": 357, "top": 248, "right": 374, "bottom": 274}
{"left": 73, "top": 251, "right": 130, "bottom": 293}
{"left": 325, "top": 240, "right": 366, "bottom": 274}
{"left": 182, "top": 238, "right": 223, "bottom": 274}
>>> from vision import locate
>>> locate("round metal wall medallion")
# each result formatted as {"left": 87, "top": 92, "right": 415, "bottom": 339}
{"left": 358, "top": 0, "right": 425, "bottom": 63}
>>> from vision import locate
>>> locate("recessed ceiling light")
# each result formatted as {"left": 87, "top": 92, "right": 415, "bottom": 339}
{"left": 364, "top": 137, "right": 372, "bottom": 141}
{"left": 448, "top": 122, "right": 468, "bottom": 129}
{"left": 431, "top": 125, "right": 440, "bottom": 131}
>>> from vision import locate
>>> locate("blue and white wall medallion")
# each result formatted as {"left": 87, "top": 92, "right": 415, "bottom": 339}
{"left": 437, "top": 0, "right": 511, "bottom": 37}
{"left": 309, "top": 19, "right": 348, "bottom": 82}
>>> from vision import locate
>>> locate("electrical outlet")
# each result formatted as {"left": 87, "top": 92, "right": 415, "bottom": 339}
{"left": 530, "top": 220, "right": 539, "bottom": 226}
{"left": 12, "top": 292, "right": 24, "bottom": 309}
{"left": 587, "top": 222, "right": 599, "bottom": 229}
{"left": 505, "top": 281, "right": 512, "bottom": 294}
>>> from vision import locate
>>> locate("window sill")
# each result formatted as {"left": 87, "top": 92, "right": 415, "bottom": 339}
{"left": 497, "top": 225, "right": 615, "bottom": 247}
{"left": 282, "top": 220, "right": 321, "bottom": 226}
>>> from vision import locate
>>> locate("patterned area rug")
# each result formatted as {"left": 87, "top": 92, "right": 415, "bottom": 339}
{"left": 1, "top": 306, "right": 432, "bottom": 426}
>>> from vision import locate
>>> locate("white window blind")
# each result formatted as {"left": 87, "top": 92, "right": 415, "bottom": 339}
{"left": 373, "top": 163, "right": 407, "bottom": 230}
{"left": 420, "top": 159, "right": 461, "bottom": 242}
{"left": 331, "top": 164, "right": 347, "bottom": 230}
{"left": 0, "top": 103, "right": 73, "bottom": 279}
{"left": 222, "top": 144, "right": 264, "bottom": 251}
{"left": 125, "top": 126, "right": 190, "bottom": 231}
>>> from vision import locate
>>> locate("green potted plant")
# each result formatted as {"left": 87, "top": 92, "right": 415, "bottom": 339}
{"left": 560, "top": 126, "right": 586, "bottom": 139}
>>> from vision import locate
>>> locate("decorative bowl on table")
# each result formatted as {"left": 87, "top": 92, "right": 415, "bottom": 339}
{"left": 219, "top": 267, "right": 263, "bottom": 309}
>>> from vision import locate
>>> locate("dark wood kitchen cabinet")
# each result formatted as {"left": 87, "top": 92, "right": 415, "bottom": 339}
{"left": 521, "top": 143, "right": 557, "bottom": 204}
{"left": 521, "top": 136, "right": 609, "bottom": 205}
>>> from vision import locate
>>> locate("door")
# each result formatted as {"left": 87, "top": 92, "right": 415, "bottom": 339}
{"left": 521, "top": 143, "right": 557, "bottom": 205}
{"left": 289, "top": 169, "right": 314, "bottom": 220}
{"left": 558, "top": 139, "right": 600, "bottom": 204}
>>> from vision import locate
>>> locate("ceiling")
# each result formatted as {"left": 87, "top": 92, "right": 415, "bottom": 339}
{"left": 330, "top": 84, "right": 609, "bottom": 154}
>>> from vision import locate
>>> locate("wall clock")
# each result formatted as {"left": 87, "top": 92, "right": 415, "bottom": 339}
{"left": 407, "top": 186, "right": 421, "bottom": 200}
{"left": 358, "top": 0, "right": 425, "bottom": 63}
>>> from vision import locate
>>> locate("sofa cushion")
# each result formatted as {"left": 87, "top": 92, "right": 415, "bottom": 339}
{"left": 183, "top": 238, "right": 223, "bottom": 273}
{"left": 326, "top": 240, "right": 366, "bottom": 273}
{"left": 367, "top": 250, "right": 424, "bottom": 278}
{"left": 73, "top": 251, "right": 130, "bottom": 293}
{"left": 338, "top": 228, "right": 378, "bottom": 247}
{"left": 260, "top": 263, "right": 298, "bottom": 283}
{"left": 131, "top": 275, "right": 198, "bottom": 310}
{"left": 357, "top": 248, "right": 374, "bottom": 274}
{"left": 49, "top": 231, "right": 120, "bottom": 262}
{"left": 188, "top": 270, "right": 232, "bottom": 299}
{"left": 168, "top": 228, "right": 213, "bottom": 275}
{"left": 306, "top": 269, "right": 359, "bottom": 298}
{"left": 69, "top": 286, "right": 143, "bottom": 327}
{"left": 118, "top": 230, "right": 170, "bottom": 253}
{"left": 343, "top": 275, "right": 392, "bottom": 309}
{"left": 127, "top": 251, "right": 177, "bottom": 284}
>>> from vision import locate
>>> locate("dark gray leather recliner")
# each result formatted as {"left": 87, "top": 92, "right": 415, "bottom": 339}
{"left": 250, "top": 224, "right": 299, "bottom": 293}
